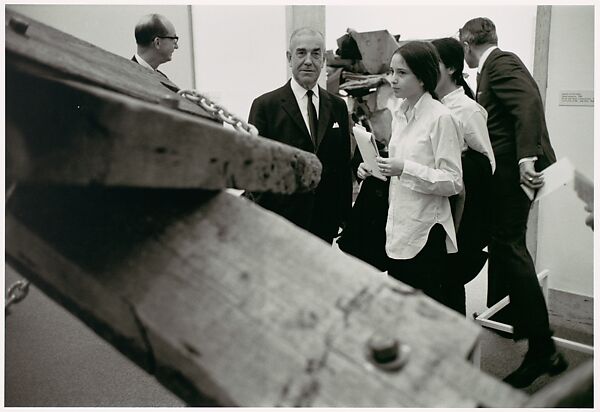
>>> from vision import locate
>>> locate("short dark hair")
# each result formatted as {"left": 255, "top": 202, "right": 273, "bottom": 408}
{"left": 135, "top": 14, "right": 169, "bottom": 46}
{"left": 431, "top": 37, "right": 474, "bottom": 99}
{"left": 459, "top": 17, "right": 498, "bottom": 46}
{"left": 393, "top": 41, "right": 441, "bottom": 100}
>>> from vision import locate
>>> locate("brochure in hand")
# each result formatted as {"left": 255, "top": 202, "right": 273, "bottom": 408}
{"left": 353, "top": 125, "right": 387, "bottom": 181}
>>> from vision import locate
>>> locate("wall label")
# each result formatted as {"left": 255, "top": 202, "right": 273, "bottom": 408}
{"left": 559, "top": 90, "right": 594, "bottom": 106}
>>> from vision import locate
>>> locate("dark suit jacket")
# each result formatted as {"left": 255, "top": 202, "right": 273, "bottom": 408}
{"left": 477, "top": 48, "right": 556, "bottom": 170}
{"left": 247, "top": 80, "right": 353, "bottom": 243}
{"left": 131, "top": 55, "right": 179, "bottom": 92}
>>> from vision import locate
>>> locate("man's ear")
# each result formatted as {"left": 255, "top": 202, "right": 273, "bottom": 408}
{"left": 153, "top": 37, "right": 161, "bottom": 49}
{"left": 286, "top": 50, "right": 292, "bottom": 65}
{"left": 447, "top": 66, "right": 457, "bottom": 76}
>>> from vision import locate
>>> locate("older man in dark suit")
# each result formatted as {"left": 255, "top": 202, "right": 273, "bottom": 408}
{"left": 246, "top": 27, "right": 353, "bottom": 244}
{"left": 460, "top": 17, "right": 566, "bottom": 388}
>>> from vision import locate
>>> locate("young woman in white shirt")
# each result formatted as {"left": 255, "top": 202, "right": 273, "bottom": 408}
{"left": 357, "top": 41, "right": 463, "bottom": 305}
{"left": 432, "top": 37, "right": 496, "bottom": 315}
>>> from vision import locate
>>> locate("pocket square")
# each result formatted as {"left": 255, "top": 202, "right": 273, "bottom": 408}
{"left": 332, "top": 122, "right": 340, "bottom": 128}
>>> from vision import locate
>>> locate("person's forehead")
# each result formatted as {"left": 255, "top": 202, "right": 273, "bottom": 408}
{"left": 291, "top": 33, "right": 323, "bottom": 50}
{"left": 391, "top": 53, "right": 408, "bottom": 68}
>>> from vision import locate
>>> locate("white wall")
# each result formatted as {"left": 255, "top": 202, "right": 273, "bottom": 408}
{"left": 537, "top": 6, "right": 594, "bottom": 296}
{"left": 191, "top": 5, "right": 287, "bottom": 122}
{"left": 189, "top": 4, "right": 537, "bottom": 138}
{"left": 8, "top": 4, "right": 195, "bottom": 89}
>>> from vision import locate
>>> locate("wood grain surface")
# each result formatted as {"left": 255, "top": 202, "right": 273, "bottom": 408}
{"left": 6, "top": 66, "right": 321, "bottom": 192}
{"left": 6, "top": 187, "right": 526, "bottom": 407}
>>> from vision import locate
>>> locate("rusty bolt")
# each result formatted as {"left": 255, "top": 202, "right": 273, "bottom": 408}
{"left": 368, "top": 333, "right": 399, "bottom": 364}
{"left": 159, "top": 94, "right": 179, "bottom": 109}
{"left": 9, "top": 17, "right": 29, "bottom": 35}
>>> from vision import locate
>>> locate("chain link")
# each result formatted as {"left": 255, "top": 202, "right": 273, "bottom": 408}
{"left": 178, "top": 89, "right": 258, "bottom": 136}
{"left": 5, "top": 280, "right": 30, "bottom": 316}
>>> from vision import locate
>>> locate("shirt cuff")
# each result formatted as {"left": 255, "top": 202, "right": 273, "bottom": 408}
{"left": 518, "top": 156, "right": 538, "bottom": 165}
{"left": 402, "top": 159, "right": 419, "bottom": 178}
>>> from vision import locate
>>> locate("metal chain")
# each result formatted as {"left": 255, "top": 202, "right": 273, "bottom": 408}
{"left": 5, "top": 279, "right": 30, "bottom": 316}
{"left": 178, "top": 89, "right": 258, "bottom": 136}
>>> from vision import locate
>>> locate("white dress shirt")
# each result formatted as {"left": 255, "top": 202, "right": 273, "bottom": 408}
{"left": 477, "top": 45, "right": 498, "bottom": 75}
{"left": 441, "top": 87, "right": 496, "bottom": 173}
{"left": 386, "top": 92, "right": 463, "bottom": 260}
{"left": 290, "top": 77, "right": 320, "bottom": 134}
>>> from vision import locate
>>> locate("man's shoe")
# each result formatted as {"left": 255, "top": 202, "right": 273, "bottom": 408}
{"left": 503, "top": 351, "right": 569, "bottom": 388}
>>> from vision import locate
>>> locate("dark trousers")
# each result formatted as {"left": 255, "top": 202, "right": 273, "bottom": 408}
{"left": 487, "top": 153, "right": 552, "bottom": 341}
{"left": 387, "top": 224, "right": 449, "bottom": 305}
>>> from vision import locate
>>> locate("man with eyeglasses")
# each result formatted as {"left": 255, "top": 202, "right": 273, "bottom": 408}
{"left": 132, "top": 14, "right": 179, "bottom": 85}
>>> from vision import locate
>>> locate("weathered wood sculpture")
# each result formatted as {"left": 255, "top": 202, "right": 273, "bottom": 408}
{"left": 6, "top": 10, "right": 529, "bottom": 407}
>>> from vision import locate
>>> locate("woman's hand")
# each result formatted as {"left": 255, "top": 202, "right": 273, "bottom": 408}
{"left": 376, "top": 156, "right": 404, "bottom": 177}
{"left": 357, "top": 162, "right": 373, "bottom": 180}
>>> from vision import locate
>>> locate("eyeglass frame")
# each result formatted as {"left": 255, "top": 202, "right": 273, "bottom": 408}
{"left": 156, "top": 35, "right": 179, "bottom": 44}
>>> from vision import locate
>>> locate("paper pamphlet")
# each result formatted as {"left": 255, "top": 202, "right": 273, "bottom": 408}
{"left": 521, "top": 184, "right": 535, "bottom": 200}
{"left": 573, "top": 170, "right": 593, "bottom": 208}
{"left": 353, "top": 125, "right": 387, "bottom": 181}
{"left": 521, "top": 157, "right": 593, "bottom": 204}
{"left": 533, "top": 157, "right": 575, "bottom": 202}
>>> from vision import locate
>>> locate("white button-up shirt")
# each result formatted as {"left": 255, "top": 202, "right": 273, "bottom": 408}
{"left": 477, "top": 45, "right": 498, "bottom": 75}
{"left": 441, "top": 87, "right": 496, "bottom": 172}
{"left": 290, "top": 77, "right": 320, "bottom": 134}
{"left": 386, "top": 92, "right": 463, "bottom": 260}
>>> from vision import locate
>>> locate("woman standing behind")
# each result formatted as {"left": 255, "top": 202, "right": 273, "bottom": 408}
{"left": 358, "top": 41, "right": 463, "bottom": 306}
{"left": 432, "top": 37, "right": 495, "bottom": 315}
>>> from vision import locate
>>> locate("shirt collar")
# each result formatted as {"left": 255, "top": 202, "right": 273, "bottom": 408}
{"left": 135, "top": 53, "right": 154, "bottom": 71}
{"left": 440, "top": 87, "right": 465, "bottom": 105}
{"left": 477, "top": 45, "right": 498, "bottom": 74}
{"left": 290, "top": 77, "right": 319, "bottom": 102}
{"left": 399, "top": 92, "right": 431, "bottom": 121}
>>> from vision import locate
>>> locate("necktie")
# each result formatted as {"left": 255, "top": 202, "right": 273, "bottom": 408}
{"left": 475, "top": 72, "right": 481, "bottom": 101}
{"left": 306, "top": 90, "right": 318, "bottom": 145}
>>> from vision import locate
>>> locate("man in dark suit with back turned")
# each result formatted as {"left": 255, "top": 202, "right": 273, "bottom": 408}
{"left": 460, "top": 17, "right": 567, "bottom": 388}
{"left": 132, "top": 14, "right": 179, "bottom": 91}
{"left": 246, "top": 27, "right": 353, "bottom": 244}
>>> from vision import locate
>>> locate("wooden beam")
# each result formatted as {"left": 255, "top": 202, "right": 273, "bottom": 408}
{"left": 6, "top": 187, "right": 526, "bottom": 407}
{"left": 522, "top": 359, "right": 593, "bottom": 407}
{"left": 5, "top": 9, "right": 205, "bottom": 118}
{"left": 6, "top": 67, "right": 321, "bottom": 192}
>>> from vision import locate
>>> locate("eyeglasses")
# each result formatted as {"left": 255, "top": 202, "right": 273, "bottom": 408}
{"left": 157, "top": 35, "right": 179, "bottom": 44}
